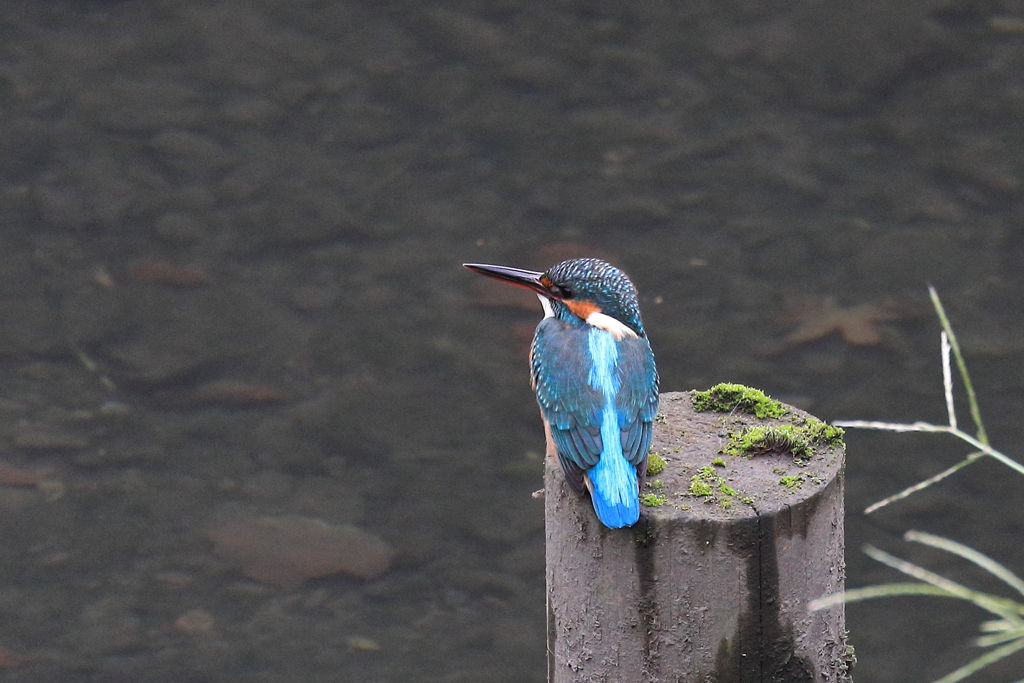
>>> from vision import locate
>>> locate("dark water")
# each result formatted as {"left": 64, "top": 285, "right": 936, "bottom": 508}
{"left": 1, "top": 0, "right": 1023, "bottom": 680}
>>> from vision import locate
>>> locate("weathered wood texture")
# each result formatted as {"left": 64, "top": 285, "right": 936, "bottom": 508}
{"left": 546, "top": 391, "right": 849, "bottom": 683}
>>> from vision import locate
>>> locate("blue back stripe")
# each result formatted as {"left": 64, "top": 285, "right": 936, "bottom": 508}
{"left": 586, "top": 329, "right": 639, "bottom": 527}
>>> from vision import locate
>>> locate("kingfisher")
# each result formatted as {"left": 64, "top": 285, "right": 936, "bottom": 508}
{"left": 464, "top": 258, "right": 659, "bottom": 528}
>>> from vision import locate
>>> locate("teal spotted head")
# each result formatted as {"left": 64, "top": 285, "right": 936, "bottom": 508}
{"left": 464, "top": 257, "right": 659, "bottom": 529}
{"left": 464, "top": 258, "right": 647, "bottom": 341}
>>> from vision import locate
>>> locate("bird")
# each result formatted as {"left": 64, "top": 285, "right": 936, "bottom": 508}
{"left": 464, "top": 258, "right": 659, "bottom": 528}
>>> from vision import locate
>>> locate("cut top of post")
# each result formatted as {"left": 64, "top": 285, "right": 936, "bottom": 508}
{"left": 643, "top": 386, "right": 845, "bottom": 521}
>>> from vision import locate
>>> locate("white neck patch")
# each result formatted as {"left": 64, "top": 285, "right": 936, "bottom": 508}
{"left": 538, "top": 295, "right": 554, "bottom": 319}
{"left": 585, "top": 311, "right": 638, "bottom": 341}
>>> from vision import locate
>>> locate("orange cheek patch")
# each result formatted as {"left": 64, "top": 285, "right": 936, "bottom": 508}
{"left": 565, "top": 299, "right": 600, "bottom": 320}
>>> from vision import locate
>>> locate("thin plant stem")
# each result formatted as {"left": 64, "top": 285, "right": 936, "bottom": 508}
{"left": 862, "top": 452, "right": 983, "bottom": 514}
{"left": 833, "top": 420, "right": 1024, "bottom": 480}
{"left": 929, "top": 286, "right": 987, "bottom": 445}
{"left": 941, "top": 331, "right": 956, "bottom": 430}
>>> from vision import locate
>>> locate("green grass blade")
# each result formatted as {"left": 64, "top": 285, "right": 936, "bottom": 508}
{"left": 808, "top": 582, "right": 954, "bottom": 610}
{"left": 906, "top": 531, "right": 1024, "bottom": 600}
{"left": 932, "top": 637, "right": 1024, "bottom": 683}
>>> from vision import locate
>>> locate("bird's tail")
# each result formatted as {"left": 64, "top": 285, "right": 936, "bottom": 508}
{"left": 585, "top": 452, "right": 640, "bottom": 528}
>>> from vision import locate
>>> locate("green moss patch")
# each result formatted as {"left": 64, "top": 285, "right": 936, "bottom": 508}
{"left": 640, "top": 493, "right": 668, "bottom": 507}
{"left": 725, "top": 419, "right": 843, "bottom": 466}
{"left": 726, "top": 425, "right": 811, "bottom": 461}
{"left": 646, "top": 451, "right": 666, "bottom": 476}
{"left": 691, "top": 383, "right": 788, "bottom": 419}
{"left": 780, "top": 474, "right": 804, "bottom": 489}
{"left": 687, "top": 465, "right": 746, "bottom": 510}
{"left": 803, "top": 418, "right": 845, "bottom": 446}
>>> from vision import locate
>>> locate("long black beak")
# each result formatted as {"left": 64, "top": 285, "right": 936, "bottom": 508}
{"left": 463, "top": 263, "right": 550, "bottom": 298}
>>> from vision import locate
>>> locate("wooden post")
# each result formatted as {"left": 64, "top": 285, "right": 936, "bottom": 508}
{"left": 545, "top": 390, "right": 851, "bottom": 683}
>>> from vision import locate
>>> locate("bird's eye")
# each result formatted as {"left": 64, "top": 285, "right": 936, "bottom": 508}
{"left": 552, "top": 284, "right": 573, "bottom": 299}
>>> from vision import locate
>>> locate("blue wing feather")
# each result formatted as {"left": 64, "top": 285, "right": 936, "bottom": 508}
{"left": 531, "top": 317, "right": 659, "bottom": 508}
{"left": 615, "top": 338, "right": 659, "bottom": 470}
{"left": 532, "top": 318, "right": 602, "bottom": 492}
